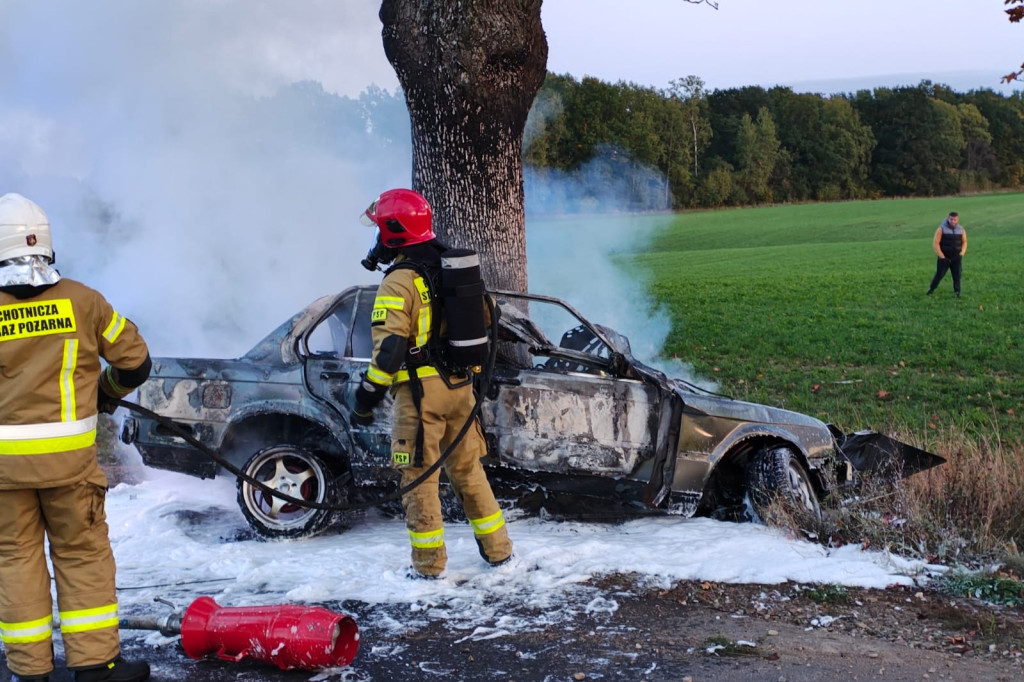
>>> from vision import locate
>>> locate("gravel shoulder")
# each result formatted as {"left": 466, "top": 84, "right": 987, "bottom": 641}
{"left": 16, "top": 562, "right": 1024, "bottom": 682}
{"left": 340, "top": 576, "right": 1024, "bottom": 682}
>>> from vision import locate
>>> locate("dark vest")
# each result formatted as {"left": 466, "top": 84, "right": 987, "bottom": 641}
{"left": 939, "top": 224, "right": 963, "bottom": 257}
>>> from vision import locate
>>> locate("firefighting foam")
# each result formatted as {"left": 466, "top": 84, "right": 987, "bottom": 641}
{"left": 106, "top": 467, "right": 941, "bottom": 647}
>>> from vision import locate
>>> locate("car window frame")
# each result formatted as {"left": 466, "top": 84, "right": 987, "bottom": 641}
{"left": 491, "top": 289, "right": 626, "bottom": 376}
{"left": 298, "top": 286, "right": 377, "bottom": 360}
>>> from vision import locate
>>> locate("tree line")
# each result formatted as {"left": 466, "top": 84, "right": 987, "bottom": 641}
{"left": 523, "top": 74, "right": 1024, "bottom": 211}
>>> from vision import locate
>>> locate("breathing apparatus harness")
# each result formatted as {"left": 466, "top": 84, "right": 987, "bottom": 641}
{"left": 390, "top": 249, "right": 490, "bottom": 384}
{"left": 382, "top": 245, "right": 490, "bottom": 466}
{"left": 115, "top": 246, "right": 498, "bottom": 514}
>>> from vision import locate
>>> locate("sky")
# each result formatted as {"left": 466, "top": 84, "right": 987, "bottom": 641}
{"left": 91, "top": 0, "right": 1019, "bottom": 99}
{"left": 101, "top": 464, "right": 942, "bottom": 679}
{"left": 542, "top": 0, "right": 1024, "bottom": 96}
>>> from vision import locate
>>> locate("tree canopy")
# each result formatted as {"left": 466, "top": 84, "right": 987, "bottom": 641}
{"left": 523, "top": 76, "right": 1024, "bottom": 210}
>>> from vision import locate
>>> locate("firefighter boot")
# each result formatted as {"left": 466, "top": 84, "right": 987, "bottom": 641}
{"left": 11, "top": 674, "right": 51, "bottom": 681}
{"left": 73, "top": 656, "right": 150, "bottom": 682}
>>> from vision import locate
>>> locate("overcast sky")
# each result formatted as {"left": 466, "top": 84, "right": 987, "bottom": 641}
{"left": 4, "top": 1, "right": 1016, "bottom": 101}
{"left": 198, "top": 0, "right": 1023, "bottom": 98}
{"left": 542, "top": 0, "right": 1024, "bottom": 95}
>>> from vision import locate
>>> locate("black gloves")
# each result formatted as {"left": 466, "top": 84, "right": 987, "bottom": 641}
{"left": 351, "top": 376, "right": 388, "bottom": 426}
{"left": 97, "top": 390, "right": 119, "bottom": 415}
{"left": 351, "top": 409, "right": 374, "bottom": 426}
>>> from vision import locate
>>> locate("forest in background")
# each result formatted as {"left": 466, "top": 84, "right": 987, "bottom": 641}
{"left": 255, "top": 73, "right": 1024, "bottom": 214}
{"left": 523, "top": 74, "right": 1024, "bottom": 211}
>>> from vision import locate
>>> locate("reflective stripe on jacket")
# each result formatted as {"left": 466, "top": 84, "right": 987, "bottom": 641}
{"left": 0, "top": 278, "right": 149, "bottom": 488}
{"left": 367, "top": 266, "right": 438, "bottom": 389}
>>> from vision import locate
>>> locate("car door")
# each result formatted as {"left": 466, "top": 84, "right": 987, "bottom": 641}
{"left": 481, "top": 295, "right": 663, "bottom": 481}
{"left": 302, "top": 287, "right": 393, "bottom": 457}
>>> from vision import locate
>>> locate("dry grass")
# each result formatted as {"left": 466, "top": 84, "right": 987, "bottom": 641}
{"left": 904, "top": 434, "right": 1024, "bottom": 561}
{"left": 802, "top": 431, "right": 1024, "bottom": 569}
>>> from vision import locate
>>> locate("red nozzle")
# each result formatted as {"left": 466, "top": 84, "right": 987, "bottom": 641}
{"left": 178, "top": 596, "right": 359, "bottom": 670}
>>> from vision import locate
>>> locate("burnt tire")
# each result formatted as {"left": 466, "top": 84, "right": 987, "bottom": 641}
{"left": 237, "top": 444, "right": 336, "bottom": 539}
{"left": 747, "top": 445, "right": 822, "bottom": 523}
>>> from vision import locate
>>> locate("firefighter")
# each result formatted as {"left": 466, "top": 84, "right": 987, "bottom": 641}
{"left": 0, "top": 194, "right": 152, "bottom": 682}
{"left": 352, "top": 188, "right": 513, "bottom": 579}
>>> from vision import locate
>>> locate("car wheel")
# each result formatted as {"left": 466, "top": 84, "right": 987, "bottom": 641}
{"left": 236, "top": 444, "right": 336, "bottom": 539}
{"left": 747, "top": 445, "right": 822, "bottom": 523}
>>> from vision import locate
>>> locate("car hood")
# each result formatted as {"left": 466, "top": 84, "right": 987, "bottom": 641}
{"left": 668, "top": 380, "right": 829, "bottom": 430}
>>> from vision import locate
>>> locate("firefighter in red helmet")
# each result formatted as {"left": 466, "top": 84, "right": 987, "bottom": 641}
{"left": 0, "top": 194, "right": 152, "bottom": 681}
{"left": 353, "top": 188, "right": 513, "bottom": 578}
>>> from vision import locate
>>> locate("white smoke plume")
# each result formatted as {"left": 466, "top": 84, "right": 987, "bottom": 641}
{"left": 1, "top": 0, "right": 403, "bottom": 357}
{"left": 2, "top": 0, "right": 701, "bottom": 386}
{"left": 524, "top": 163, "right": 707, "bottom": 386}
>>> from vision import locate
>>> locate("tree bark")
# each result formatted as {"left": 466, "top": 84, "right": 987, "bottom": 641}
{"left": 379, "top": 0, "right": 547, "bottom": 293}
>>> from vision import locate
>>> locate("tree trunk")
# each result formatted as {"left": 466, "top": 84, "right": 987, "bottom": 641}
{"left": 379, "top": 0, "right": 547, "bottom": 293}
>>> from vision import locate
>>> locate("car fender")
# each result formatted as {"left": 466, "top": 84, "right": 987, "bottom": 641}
{"left": 674, "top": 420, "right": 832, "bottom": 494}
{"left": 712, "top": 422, "right": 830, "bottom": 469}
{"left": 222, "top": 398, "right": 352, "bottom": 447}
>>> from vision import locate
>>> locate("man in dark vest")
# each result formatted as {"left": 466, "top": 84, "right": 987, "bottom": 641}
{"left": 926, "top": 211, "right": 968, "bottom": 298}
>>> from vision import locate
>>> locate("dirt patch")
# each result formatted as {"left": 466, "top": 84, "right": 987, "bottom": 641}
{"left": 336, "top": 576, "right": 1024, "bottom": 682}
{"left": 24, "top": 575, "right": 1021, "bottom": 681}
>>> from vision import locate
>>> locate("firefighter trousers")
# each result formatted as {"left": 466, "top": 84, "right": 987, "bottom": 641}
{"left": 391, "top": 379, "right": 513, "bottom": 577}
{"left": 0, "top": 461, "right": 120, "bottom": 676}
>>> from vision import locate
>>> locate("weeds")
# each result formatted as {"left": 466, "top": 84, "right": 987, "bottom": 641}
{"left": 704, "top": 634, "right": 760, "bottom": 657}
{"left": 905, "top": 437, "right": 1024, "bottom": 560}
{"left": 791, "top": 430, "right": 1024, "bottom": 572}
{"left": 941, "top": 570, "right": 1024, "bottom": 607}
{"left": 799, "top": 584, "right": 850, "bottom": 605}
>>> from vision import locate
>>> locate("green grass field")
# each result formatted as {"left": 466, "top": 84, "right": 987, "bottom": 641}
{"left": 627, "top": 193, "right": 1024, "bottom": 447}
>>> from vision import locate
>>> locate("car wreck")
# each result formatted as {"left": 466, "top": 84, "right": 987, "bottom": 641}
{"left": 121, "top": 286, "right": 944, "bottom": 539}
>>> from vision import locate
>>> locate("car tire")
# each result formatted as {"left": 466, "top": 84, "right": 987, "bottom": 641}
{"left": 747, "top": 445, "right": 822, "bottom": 523}
{"left": 236, "top": 444, "right": 336, "bottom": 539}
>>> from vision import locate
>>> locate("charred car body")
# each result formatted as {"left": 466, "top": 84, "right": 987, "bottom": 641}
{"left": 122, "top": 286, "right": 943, "bottom": 538}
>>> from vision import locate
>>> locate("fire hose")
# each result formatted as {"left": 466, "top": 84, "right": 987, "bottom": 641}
{"left": 113, "top": 295, "right": 499, "bottom": 515}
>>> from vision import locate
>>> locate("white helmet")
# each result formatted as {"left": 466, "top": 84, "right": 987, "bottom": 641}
{"left": 0, "top": 193, "right": 54, "bottom": 263}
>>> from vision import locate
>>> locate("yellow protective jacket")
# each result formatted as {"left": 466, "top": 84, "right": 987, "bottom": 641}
{"left": 0, "top": 278, "right": 149, "bottom": 489}
{"left": 366, "top": 263, "right": 438, "bottom": 389}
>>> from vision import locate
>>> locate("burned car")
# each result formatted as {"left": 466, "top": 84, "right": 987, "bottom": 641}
{"left": 121, "top": 286, "right": 943, "bottom": 538}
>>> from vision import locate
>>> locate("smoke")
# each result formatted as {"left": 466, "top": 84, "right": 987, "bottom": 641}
{"left": 525, "top": 162, "right": 708, "bottom": 386}
{"left": 521, "top": 90, "right": 703, "bottom": 382}
{"left": 2, "top": 0, "right": 702, "bottom": 385}
{"left": 1, "top": 0, "right": 405, "bottom": 357}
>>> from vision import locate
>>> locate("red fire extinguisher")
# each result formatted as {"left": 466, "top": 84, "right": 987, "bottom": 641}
{"left": 121, "top": 596, "right": 359, "bottom": 671}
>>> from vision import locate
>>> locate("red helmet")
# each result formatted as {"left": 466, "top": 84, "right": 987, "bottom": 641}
{"left": 359, "top": 188, "right": 435, "bottom": 248}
